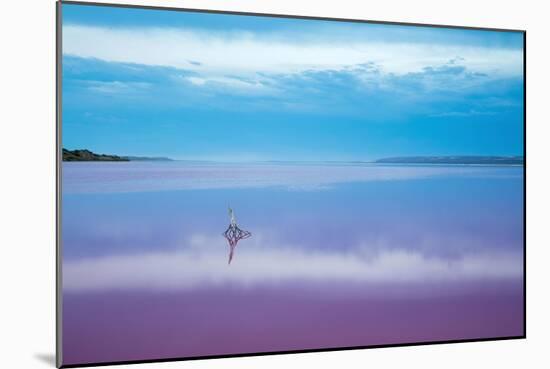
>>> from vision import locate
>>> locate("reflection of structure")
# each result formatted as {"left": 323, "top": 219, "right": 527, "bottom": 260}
{"left": 223, "top": 207, "right": 251, "bottom": 264}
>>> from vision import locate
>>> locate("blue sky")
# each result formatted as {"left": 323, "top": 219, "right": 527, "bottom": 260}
{"left": 62, "top": 3, "right": 524, "bottom": 161}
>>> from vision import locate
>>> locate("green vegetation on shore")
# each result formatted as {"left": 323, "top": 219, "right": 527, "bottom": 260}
{"left": 62, "top": 148, "right": 172, "bottom": 162}
{"left": 63, "top": 149, "right": 129, "bottom": 162}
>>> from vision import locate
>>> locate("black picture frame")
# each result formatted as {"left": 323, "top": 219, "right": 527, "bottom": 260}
{"left": 56, "top": 1, "right": 527, "bottom": 367}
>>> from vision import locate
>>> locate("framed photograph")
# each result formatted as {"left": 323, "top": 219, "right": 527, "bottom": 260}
{"left": 57, "top": 1, "right": 526, "bottom": 367}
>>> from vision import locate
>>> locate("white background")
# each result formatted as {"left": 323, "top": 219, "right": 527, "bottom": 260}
{"left": 0, "top": 0, "right": 548, "bottom": 368}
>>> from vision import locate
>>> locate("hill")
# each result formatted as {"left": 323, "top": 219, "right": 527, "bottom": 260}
{"left": 62, "top": 149, "right": 129, "bottom": 162}
{"left": 375, "top": 156, "right": 524, "bottom": 165}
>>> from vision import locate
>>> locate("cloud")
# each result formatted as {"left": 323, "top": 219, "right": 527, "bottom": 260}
{"left": 181, "top": 75, "right": 279, "bottom": 96}
{"left": 430, "top": 109, "right": 498, "bottom": 118}
{"left": 85, "top": 80, "right": 151, "bottom": 94}
{"left": 62, "top": 43, "right": 521, "bottom": 118}
{"left": 61, "top": 26, "right": 523, "bottom": 120}
{"left": 62, "top": 232, "right": 523, "bottom": 292}
{"left": 63, "top": 25, "right": 523, "bottom": 80}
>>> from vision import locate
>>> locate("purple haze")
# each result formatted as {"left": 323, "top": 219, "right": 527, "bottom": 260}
{"left": 62, "top": 162, "right": 524, "bottom": 365}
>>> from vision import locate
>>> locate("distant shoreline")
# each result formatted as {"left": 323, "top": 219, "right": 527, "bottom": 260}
{"left": 62, "top": 149, "right": 172, "bottom": 162}
{"left": 375, "top": 156, "right": 524, "bottom": 165}
{"left": 62, "top": 150, "right": 524, "bottom": 166}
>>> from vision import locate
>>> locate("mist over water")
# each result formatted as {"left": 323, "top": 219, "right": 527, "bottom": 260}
{"left": 62, "top": 161, "right": 522, "bottom": 194}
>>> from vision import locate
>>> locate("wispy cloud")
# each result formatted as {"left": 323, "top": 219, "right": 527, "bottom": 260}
{"left": 63, "top": 25, "right": 523, "bottom": 80}
{"left": 85, "top": 80, "right": 151, "bottom": 94}
{"left": 430, "top": 109, "right": 499, "bottom": 118}
{"left": 181, "top": 75, "right": 279, "bottom": 96}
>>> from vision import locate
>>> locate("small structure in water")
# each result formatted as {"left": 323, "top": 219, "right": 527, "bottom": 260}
{"left": 223, "top": 207, "right": 252, "bottom": 264}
